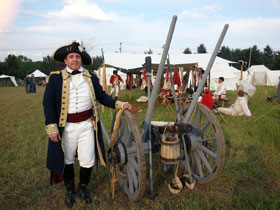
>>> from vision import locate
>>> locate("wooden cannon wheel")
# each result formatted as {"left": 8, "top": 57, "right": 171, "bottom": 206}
{"left": 110, "top": 110, "right": 146, "bottom": 201}
{"left": 181, "top": 103, "right": 225, "bottom": 184}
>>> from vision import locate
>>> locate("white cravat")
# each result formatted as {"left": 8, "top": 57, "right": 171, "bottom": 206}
{"left": 67, "top": 66, "right": 84, "bottom": 89}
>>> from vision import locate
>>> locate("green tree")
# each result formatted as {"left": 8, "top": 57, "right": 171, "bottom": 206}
{"left": 5, "top": 54, "right": 20, "bottom": 77}
{"left": 273, "top": 54, "right": 280, "bottom": 70}
{"left": 183, "top": 47, "right": 192, "bottom": 54}
{"left": 41, "top": 55, "right": 60, "bottom": 74}
{"left": 218, "top": 46, "right": 233, "bottom": 61}
{"left": 197, "top": 44, "right": 207, "bottom": 53}
{"left": 0, "top": 62, "right": 8, "bottom": 75}
{"left": 85, "top": 56, "right": 103, "bottom": 70}
{"left": 263, "top": 45, "right": 274, "bottom": 69}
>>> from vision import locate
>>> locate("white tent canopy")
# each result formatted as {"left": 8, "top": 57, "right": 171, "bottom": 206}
{"left": 104, "top": 52, "right": 236, "bottom": 70}
{"left": 249, "top": 65, "right": 270, "bottom": 73}
{"left": 29, "top": 69, "right": 47, "bottom": 77}
{"left": 104, "top": 52, "right": 238, "bottom": 90}
{"left": 0, "top": 74, "right": 18, "bottom": 86}
{"left": 267, "top": 70, "right": 280, "bottom": 86}
{"left": 248, "top": 65, "right": 270, "bottom": 86}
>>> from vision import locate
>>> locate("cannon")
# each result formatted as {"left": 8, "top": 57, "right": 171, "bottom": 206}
{"left": 102, "top": 15, "right": 228, "bottom": 201}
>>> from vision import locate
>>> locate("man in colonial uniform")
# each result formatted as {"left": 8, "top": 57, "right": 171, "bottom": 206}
{"left": 109, "top": 69, "right": 123, "bottom": 100}
{"left": 43, "top": 41, "right": 131, "bottom": 207}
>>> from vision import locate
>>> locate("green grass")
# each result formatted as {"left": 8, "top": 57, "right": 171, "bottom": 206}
{"left": 0, "top": 86, "right": 280, "bottom": 210}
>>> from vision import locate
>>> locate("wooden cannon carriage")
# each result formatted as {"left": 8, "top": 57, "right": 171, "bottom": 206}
{"left": 101, "top": 16, "right": 228, "bottom": 201}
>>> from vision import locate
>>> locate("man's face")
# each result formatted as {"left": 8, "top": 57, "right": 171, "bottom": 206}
{"left": 218, "top": 79, "right": 222, "bottom": 84}
{"left": 64, "top": 53, "right": 82, "bottom": 70}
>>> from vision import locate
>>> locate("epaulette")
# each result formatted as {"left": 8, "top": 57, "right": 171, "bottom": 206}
{"left": 46, "top": 71, "right": 61, "bottom": 83}
{"left": 89, "top": 70, "right": 96, "bottom": 75}
{"left": 50, "top": 71, "right": 61, "bottom": 75}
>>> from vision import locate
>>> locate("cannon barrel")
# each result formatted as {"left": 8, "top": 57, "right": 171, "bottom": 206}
{"left": 183, "top": 24, "right": 229, "bottom": 124}
{"left": 142, "top": 15, "right": 177, "bottom": 141}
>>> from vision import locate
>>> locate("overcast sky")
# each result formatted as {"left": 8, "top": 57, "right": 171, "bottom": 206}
{"left": 0, "top": 0, "right": 280, "bottom": 61}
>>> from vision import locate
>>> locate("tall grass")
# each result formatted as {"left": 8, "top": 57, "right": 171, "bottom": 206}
{"left": 0, "top": 86, "right": 279, "bottom": 210}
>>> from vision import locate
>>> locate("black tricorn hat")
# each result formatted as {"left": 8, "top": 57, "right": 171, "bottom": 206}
{"left": 52, "top": 41, "right": 92, "bottom": 65}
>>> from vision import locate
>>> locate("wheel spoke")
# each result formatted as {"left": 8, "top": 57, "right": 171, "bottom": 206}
{"left": 197, "top": 137, "right": 216, "bottom": 143}
{"left": 194, "top": 151, "right": 204, "bottom": 178}
{"left": 128, "top": 157, "right": 139, "bottom": 172}
{"left": 197, "top": 149, "right": 213, "bottom": 173}
{"left": 200, "top": 120, "right": 210, "bottom": 133}
{"left": 195, "top": 109, "right": 202, "bottom": 128}
{"left": 127, "top": 167, "right": 134, "bottom": 194}
{"left": 199, "top": 144, "right": 217, "bottom": 159}
{"left": 127, "top": 163, "right": 139, "bottom": 190}
{"left": 121, "top": 119, "right": 129, "bottom": 143}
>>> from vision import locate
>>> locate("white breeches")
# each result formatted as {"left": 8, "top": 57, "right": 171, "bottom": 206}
{"left": 63, "top": 119, "right": 95, "bottom": 168}
{"left": 110, "top": 85, "right": 119, "bottom": 97}
{"left": 217, "top": 107, "right": 234, "bottom": 116}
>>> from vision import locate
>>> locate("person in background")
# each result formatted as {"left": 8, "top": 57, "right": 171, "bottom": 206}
{"left": 213, "top": 77, "right": 226, "bottom": 99}
{"left": 43, "top": 41, "right": 131, "bottom": 207}
{"left": 217, "top": 90, "right": 251, "bottom": 117}
{"left": 24, "top": 74, "right": 31, "bottom": 93}
{"left": 30, "top": 74, "right": 36, "bottom": 93}
{"left": 109, "top": 69, "right": 123, "bottom": 100}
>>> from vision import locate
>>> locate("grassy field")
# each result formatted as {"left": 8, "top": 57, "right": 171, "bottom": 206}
{"left": 0, "top": 85, "right": 279, "bottom": 210}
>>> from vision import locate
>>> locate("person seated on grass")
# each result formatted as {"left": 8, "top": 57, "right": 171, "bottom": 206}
{"left": 213, "top": 77, "right": 226, "bottom": 100}
{"left": 217, "top": 90, "right": 252, "bottom": 117}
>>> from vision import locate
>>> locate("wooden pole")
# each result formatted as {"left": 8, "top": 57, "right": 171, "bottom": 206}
{"left": 101, "top": 49, "right": 107, "bottom": 113}
{"left": 129, "top": 74, "right": 132, "bottom": 100}
{"left": 240, "top": 64, "right": 243, "bottom": 80}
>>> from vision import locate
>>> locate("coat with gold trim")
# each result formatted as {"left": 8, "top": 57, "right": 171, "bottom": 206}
{"left": 43, "top": 69, "right": 122, "bottom": 174}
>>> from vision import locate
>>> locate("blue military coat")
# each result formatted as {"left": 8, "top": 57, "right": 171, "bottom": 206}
{"left": 43, "top": 68, "right": 119, "bottom": 174}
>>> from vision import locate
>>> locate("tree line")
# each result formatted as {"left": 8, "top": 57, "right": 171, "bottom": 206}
{"left": 1, "top": 44, "right": 280, "bottom": 79}
{"left": 183, "top": 44, "right": 280, "bottom": 70}
{"left": 0, "top": 55, "right": 102, "bottom": 79}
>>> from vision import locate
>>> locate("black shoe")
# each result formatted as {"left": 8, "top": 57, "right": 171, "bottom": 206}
{"left": 65, "top": 184, "right": 76, "bottom": 207}
{"left": 266, "top": 97, "right": 273, "bottom": 102}
{"left": 77, "top": 184, "right": 92, "bottom": 204}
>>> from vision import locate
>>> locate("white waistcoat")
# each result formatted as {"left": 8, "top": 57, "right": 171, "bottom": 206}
{"left": 68, "top": 74, "right": 92, "bottom": 114}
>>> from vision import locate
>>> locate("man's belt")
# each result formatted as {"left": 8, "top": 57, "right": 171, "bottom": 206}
{"left": 67, "top": 109, "right": 93, "bottom": 123}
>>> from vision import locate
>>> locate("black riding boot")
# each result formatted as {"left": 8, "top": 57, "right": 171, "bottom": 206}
{"left": 63, "top": 164, "right": 76, "bottom": 207}
{"left": 78, "top": 167, "right": 92, "bottom": 204}
{"left": 115, "top": 96, "right": 118, "bottom": 100}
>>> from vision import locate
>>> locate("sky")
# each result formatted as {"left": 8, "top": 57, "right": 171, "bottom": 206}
{"left": 0, "top": 0, "right": 280, "bottom": 61}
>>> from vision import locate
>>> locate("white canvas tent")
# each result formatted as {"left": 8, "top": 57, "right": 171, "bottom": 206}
{"left": 0, "top": 74, "right": 18, "bottom": 86}
{"left": 29, "top": 69, "right": 47, "bottom": 77}
{"left": 266, "top": 70, "right": 280, "bottom": 86}
{"left": 248, "top": 65, "right": 270, "bottom": 86}
{"left": 103, "top": 52, "right": 238, "bottom": 90}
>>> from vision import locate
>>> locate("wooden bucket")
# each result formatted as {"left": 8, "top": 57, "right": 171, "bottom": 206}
{"left": 160, "top": 134, "right": 180, "bottom": 164}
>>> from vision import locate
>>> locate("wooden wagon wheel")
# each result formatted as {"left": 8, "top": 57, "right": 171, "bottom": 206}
{"left": 181, "top": 103, "right": 225, "bottom": 184}
{"left": 110, "top": 110, "right": 146, "bottom": 201}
